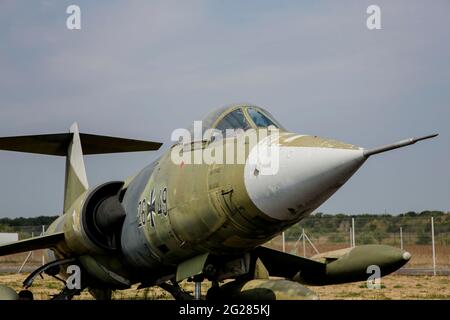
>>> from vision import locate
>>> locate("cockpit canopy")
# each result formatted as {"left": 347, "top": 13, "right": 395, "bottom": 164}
{"left": 188, "top": 104, "right": 284, "bottom": 142}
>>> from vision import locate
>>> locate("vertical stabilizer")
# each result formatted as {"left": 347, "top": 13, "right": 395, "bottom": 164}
{"left": 64, "top": 123, "right": 89, "bottom": 212}
{"left": 0, "top": 123, "right": 162, "bottom": 213}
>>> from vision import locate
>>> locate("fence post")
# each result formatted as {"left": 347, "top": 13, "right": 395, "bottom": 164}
{"left": 17, "top": 251, "right": 33, "bottom": 274}
{"left": 304, "top": 231, "right": 320, "bottom": 255}
{"left": 352, "top": 218, "right": 356, "bottom": 247}
{"left": 431, "top": 217, "right": 436, "bottom": 276}
{"left": 282, "top": 232, "right": 286, "bottom": 252}
{"left": 302, "top": 228, "right": 306, "bottom": 257}
{"left": 349, "top": 227, "right": 353, "bottom": 247}
{"left": 400, "top": 227, "right": 403, "bottom": 250}
{"left": 42, "top": 225, "right": 45, "bottom": 266}
{"left": 31, "top": 232, "right": 34, "bottom": 260}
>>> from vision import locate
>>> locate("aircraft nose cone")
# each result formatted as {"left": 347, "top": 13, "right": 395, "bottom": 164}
{"left": 244, "top": 143, "right": 366, "bottom": 221}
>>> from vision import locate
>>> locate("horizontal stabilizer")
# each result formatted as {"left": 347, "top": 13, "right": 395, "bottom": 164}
{"left": 0, "top": 232, "right": 65, "bottom": 256}
{"left": 0, "top": 132, "right": 162, "bottom": 156}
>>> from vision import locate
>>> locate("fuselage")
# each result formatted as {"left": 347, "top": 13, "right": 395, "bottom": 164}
{"left": 121, "top": 131, "right": 365, "bottom": 268}
{"left": 0, "top": 103, "right": 433, "bottom": 299}
{"left": 46, "top": 105, "right": 367, "bottom": 287}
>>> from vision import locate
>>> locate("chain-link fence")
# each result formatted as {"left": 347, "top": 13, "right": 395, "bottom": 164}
{"left": 265, "top": 214, "right": 450, "bottom": 274}
{"left": 1, "top": 215, "right": 449, "bottom": 274}
{"left": 0, "top": 225, "right": 50, "bottom": 272}
{"left": 8, "top": 225, "right": 47, "bottom": 239}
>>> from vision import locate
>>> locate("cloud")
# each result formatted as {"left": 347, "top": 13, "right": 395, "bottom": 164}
{"left": 0, "top": 0, "right": 448, "bottom": 216}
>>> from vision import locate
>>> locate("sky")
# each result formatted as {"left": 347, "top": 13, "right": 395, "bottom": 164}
{"left": 0, "top": 0, "right": 448, "bottom": 217}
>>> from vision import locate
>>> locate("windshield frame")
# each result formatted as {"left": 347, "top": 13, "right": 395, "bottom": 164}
{"left": 244, "top": 107, "right": 284, "bottom": 130}
{"left": 184, "top": 104, "right": 286, "bottom": 144}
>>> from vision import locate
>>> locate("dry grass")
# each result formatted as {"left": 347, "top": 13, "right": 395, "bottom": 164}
{"left": 0, "top": 250, "right": 46, "bottom": 268}
{"left": 0, "top": 273, "right": 448, "bottom": 300}
{"left": 1, "top": 241, "right": 448, "bottom": 299}
{"left": 314, "top": 275, "right": 450, "bottom": 299}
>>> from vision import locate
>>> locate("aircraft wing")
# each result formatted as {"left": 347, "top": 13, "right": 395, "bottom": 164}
{"left": 254, "top": 244, "right": 410, "bottom": 286}
{"left": 0, "top": 232, "right": 65, "bottom": 256}
{"left": 254, "top": 246, "right": 326, "bottom": 279}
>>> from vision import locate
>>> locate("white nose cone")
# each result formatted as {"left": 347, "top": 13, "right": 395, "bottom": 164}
{"left": 244, "top": 145, "right": 365, "bottom": 221}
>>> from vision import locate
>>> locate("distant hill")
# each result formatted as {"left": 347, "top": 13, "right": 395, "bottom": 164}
{"left": 1, "top": 211, "right": 448, "bottom": 245}
{"left": 0, "top": 216, "right": 59, "bottom": 229}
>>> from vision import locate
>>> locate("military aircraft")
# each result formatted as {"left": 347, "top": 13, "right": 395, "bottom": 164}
{"left": 0, "top": 104, "right": 438, "bottom": 300}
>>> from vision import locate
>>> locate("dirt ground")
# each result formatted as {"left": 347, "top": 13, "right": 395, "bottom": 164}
{"left": 0, "top": 273, "right": 449, "bottom": 300}
{"left": 2, "top": 243, "right": 449, "bottom": 270}
{"left": 313, "top": 275, "right": 450, "bottom": 299}
{"left": 1, "top": 243, "right": 448, "bottom": 300}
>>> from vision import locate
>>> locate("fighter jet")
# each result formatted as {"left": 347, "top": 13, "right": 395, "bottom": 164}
{"left": 0, "top": 104, "right": 438, "bottom": 300}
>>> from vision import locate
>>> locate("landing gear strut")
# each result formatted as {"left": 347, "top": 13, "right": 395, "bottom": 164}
{"left": 22, "top": 258, "right": 76, "bottom": 288}
{"left": 193, "top": 275, "right": 203, "bottom": 300}
{"left": 158, "top": 275, "right": 206, "bottom": 300}
{"left": 159, "top": 280, "right": 193, "bottom": 300}
{"left": 22, "top": 258, "right": 85, "bottom": 300}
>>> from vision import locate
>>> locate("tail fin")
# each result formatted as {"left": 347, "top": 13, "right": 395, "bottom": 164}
{"left": 64, "top": 123, "right": 89, "bottom": 212}
{"left": 0, "top": 123, "right": 162, "bottom": 213}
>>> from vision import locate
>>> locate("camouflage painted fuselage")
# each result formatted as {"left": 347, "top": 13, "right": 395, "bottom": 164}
{"left": 1, "top": 104, "right": 432, "bottom": 299}
{"left": 47, "top": 128, "right": 362, "bottom": 287}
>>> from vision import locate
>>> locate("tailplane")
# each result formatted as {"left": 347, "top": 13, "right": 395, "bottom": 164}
{"left": 0, "top": 123, "right": 162, "bottom": 213}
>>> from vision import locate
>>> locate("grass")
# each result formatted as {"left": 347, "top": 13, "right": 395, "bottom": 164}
{"left": 0, "top": 273, "right": 449, "bottom": 300}
{"left": 314, "top": 275, "right": 450, "bottom": 300}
